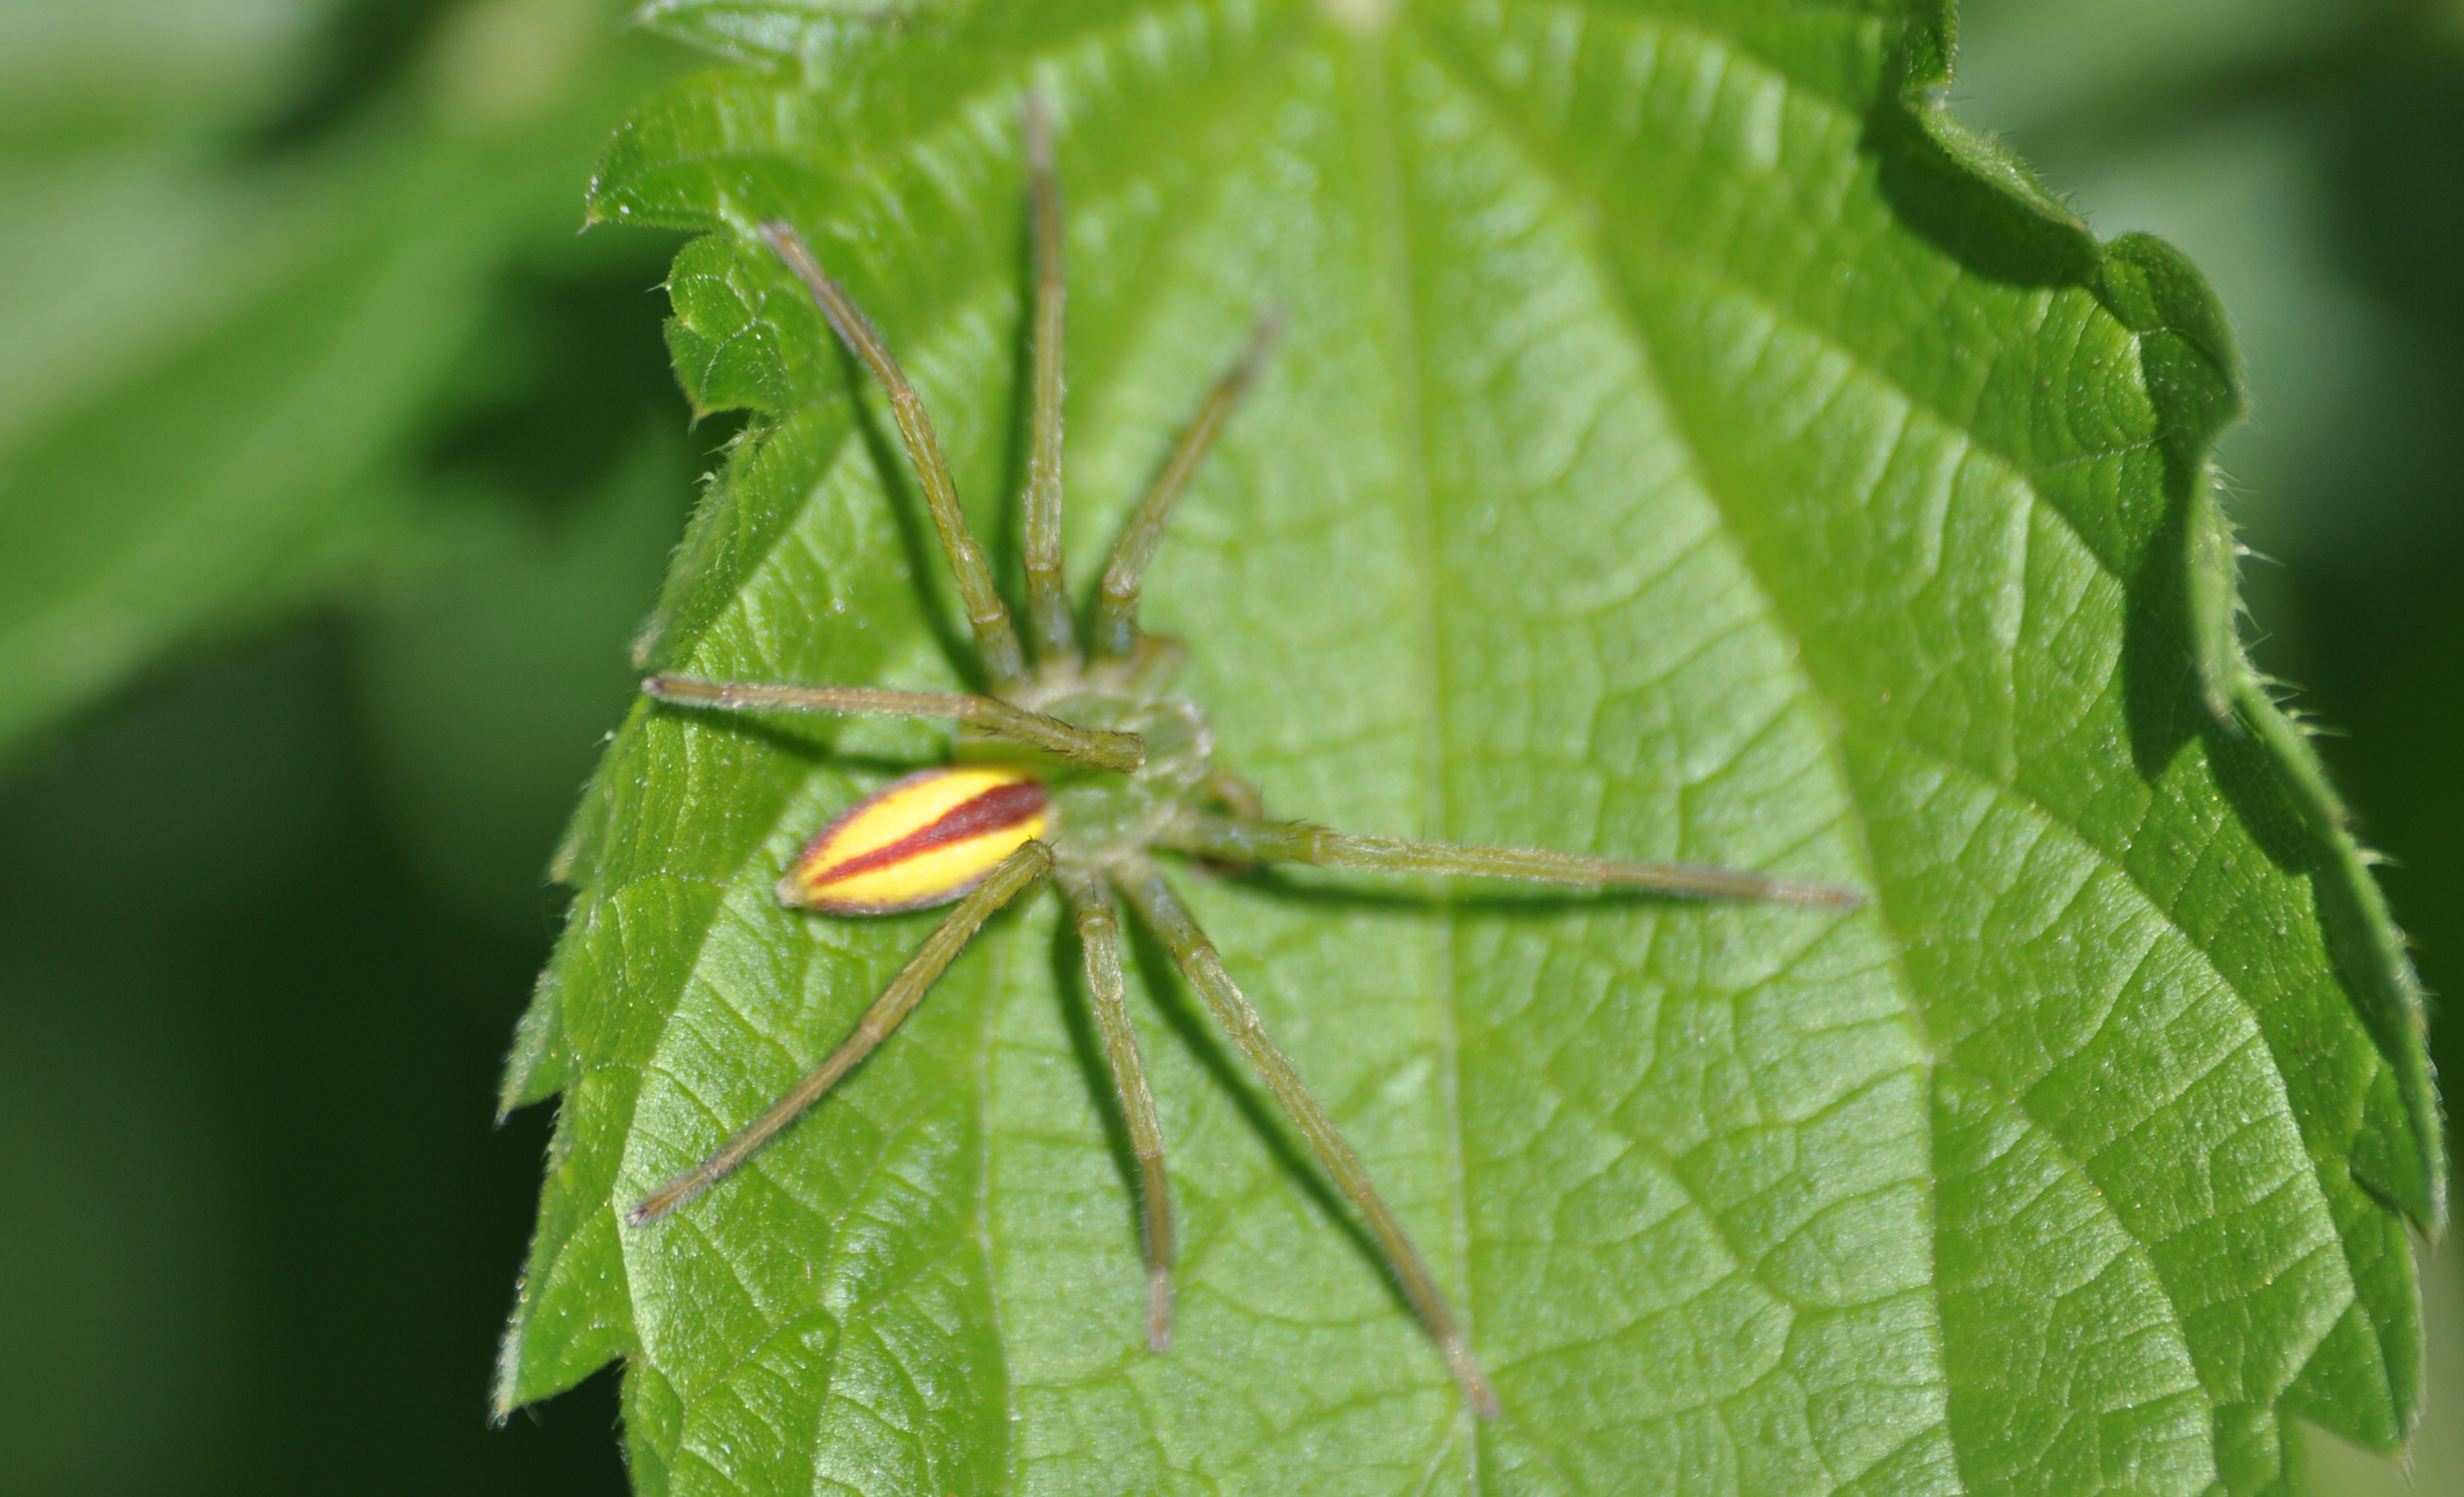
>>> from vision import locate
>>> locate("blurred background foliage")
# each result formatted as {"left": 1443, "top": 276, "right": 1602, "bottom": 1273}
{"left": 0, "top": 0, "right": 2452, "bottom": 1490}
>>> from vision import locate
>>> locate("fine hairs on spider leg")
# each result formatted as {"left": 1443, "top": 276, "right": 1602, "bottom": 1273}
{"left": 626, "top": 92, "right": 1863, "bottom": 1422}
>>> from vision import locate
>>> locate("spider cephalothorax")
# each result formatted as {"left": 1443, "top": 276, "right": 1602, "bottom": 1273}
{"left": 623, "top": 96, "right": 1856, "bottom": 1420}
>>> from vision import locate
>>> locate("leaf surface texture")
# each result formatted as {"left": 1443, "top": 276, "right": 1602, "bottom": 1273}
{"left": 502, "top": 3, "right": 2441, "bottom": 1492}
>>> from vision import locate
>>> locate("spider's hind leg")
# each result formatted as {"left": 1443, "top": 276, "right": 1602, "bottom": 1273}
{"left": 640, "top": 676, "right": 1144, "bottom": 773}
{"left": 1111, "top": 854, "right": 1502, "bottom": 1419}
{"left": 1060, "top": 867, "right": 1176, "bottom": 1351}
{"left": 628, "top": 841, "right": 1054, "bottom": 1225}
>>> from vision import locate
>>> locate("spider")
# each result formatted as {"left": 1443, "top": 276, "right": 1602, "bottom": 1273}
{"left": 623, "top": 95, "right": 1859, "bottom": 1420}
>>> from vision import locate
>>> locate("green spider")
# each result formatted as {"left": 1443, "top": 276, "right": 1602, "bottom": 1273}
{"left": 624, "top": 96, "right": 1859, "bottom": 1419}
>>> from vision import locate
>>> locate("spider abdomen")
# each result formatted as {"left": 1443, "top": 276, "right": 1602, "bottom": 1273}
{"left": 779, "top": 765, "right": 1049, "bottom": 914}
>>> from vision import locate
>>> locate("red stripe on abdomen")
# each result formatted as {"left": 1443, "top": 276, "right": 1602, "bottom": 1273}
{"left": 818, "top": 778, "right": 1049, "bottom": 886}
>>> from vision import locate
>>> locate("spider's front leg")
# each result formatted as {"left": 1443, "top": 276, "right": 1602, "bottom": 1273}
{"left": 1019, "top": 89, "right": 1077, "bottom": 669}
{"left": 760, "top": 220, "right": 1029, "bottom": 688}
{"left": 1167, "top": 813, "right": 1864, "bottom": 907}
{"left": 1090, "top": 311, "right": 1283, "bottom": 662}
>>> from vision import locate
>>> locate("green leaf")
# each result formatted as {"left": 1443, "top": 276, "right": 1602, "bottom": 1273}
{"left": 501, "top": 2, "right": 2442, "bottom": 1491}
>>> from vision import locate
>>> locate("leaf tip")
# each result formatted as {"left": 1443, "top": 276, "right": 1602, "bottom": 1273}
{"left": 489, "top": 1277, "right": 535, "bottom": 1425}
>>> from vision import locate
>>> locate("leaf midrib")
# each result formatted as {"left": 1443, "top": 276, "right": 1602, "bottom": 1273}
{"left": 1351, "top": 21, "right": 1486, "bottom": 1485}
{"left": 1377, "top": 9, "right": 1945, "bottom": 1479}
{"left": 1402, "top": 7, "right": 2277, "bottom": 1487}
{"left": 1417, "top": 0, "right": 2386, "bottom": 1159}
{"left": 534, "top": 3, "right": 2425, "bottom": 1485}
{"left": 1405, "top": 0, "right": 2397, "bottom": 1460}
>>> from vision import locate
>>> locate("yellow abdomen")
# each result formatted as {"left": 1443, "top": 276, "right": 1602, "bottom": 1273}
{"left": 779, "top": 765, "right": 1049, "bottom": 914}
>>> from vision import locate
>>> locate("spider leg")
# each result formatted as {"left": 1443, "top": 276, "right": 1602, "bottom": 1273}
{"left": 1020, "top": 92, "right": 1077, "bottom": 668}
{"left": 1111, "top": 854, "right": 1502, "bottom": 1419}
{"left": 1089, "top": 310, "right": 1283, "bottom": 660}
{"left": 1059, "top": 867, "right": 1176, "bottom": 1351}
{"left": 760, "top": 220, "right": 1029, "bottom": 688}
{"left": 1166, "top": 815, "right": 1864, "bottom": 908}
{"left": 1200, "top": 770, "right": 1266, "bottom": 820}
{"left": 641, "top": 675, "right": 1143, "bottom": 773}
{"left": 628, "top": 841, "right": 1054, "bottom": 1225}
